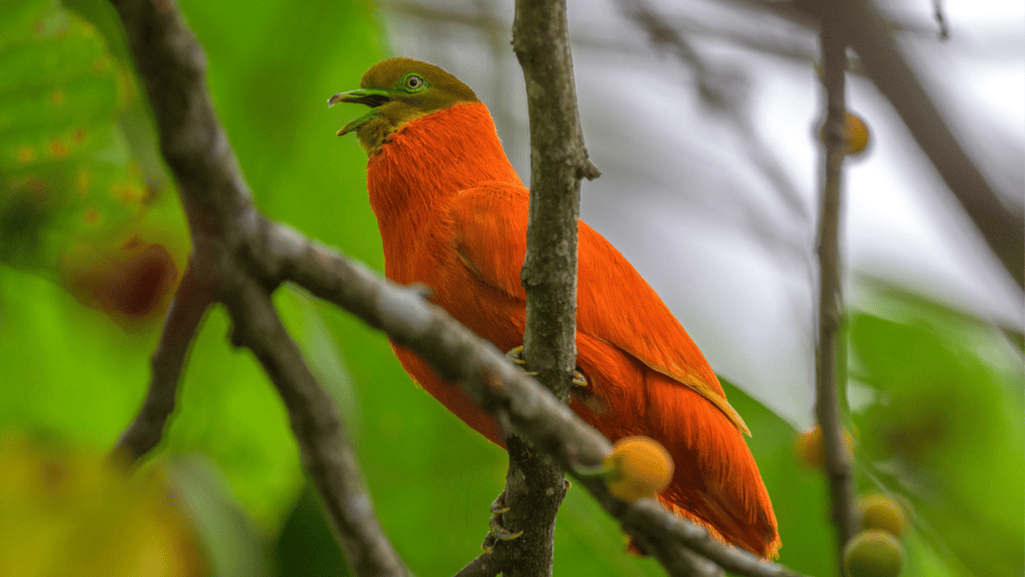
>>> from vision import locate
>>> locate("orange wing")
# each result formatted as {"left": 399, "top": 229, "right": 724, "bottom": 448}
{"left": 447, "top": 181, "right": 749, "bottom": 435}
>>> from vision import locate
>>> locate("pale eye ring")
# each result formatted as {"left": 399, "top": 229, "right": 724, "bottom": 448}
{"left": 405, "top": 74, "right": 425, "bottom": 90}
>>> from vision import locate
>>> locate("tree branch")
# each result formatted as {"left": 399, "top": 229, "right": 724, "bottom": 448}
{"left": 114, "top": 256, "right": 213, "bottom": 461}
{"left": 220, "top": 250, "right": 407, "bottom": 577}
{"left": 107, "top": 1, "right": 407, "bottom": 575}
{"left": 463, "top": 0, "right": 602, "bottom": 575}
{"left": 726, "top": 0, "right": 1024, "bottom": 289}
{"left": 454, "top": 549, "right": 504, "bottom": 577}
{"left": 263, "top": 221, "right": 811, "bottom": 577}
{"left": 842, "top": 0, "right": 1023, "bottom": 289}
{"left": 815, "top": 0, "right": 857, "bottom": 562}
{"left": 512, "top": 0, "right": 600, "bottom": 402}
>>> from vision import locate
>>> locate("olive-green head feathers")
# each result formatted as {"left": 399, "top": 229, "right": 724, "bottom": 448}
{"left": 330, "top": 58, "right": 480, "bottom": 155}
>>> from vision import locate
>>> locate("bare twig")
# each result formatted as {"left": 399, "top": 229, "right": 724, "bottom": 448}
{"left": 113, "top": 256, "right": 214, "bottom": 461}
{"left": 710, "top": 0, "right": 1025, "bottom": 288}
{"left": 932, "top": 0, "right": 949, "bottom": 39}
{"left": 387, "top": 0, "right": 819, "bottom": 66}
{"left": 619, "top": 0, "right": 814, "bottom": 270}
{"left": 727, "top": 0, "right": 1023, "bottom": 288}
{"left": 815, "top": 0, "right": 857, "bottom": 561}
{"left": 842, "top": 0, "right": 1023, "bottom": 289}
{"left": 619, "top": 499, "right": 804, "bottom": 577}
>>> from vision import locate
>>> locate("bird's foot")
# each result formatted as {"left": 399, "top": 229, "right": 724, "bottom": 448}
{"left": 506, "top": 346, "right": 589, "bottom": 388}
{"left": 482, "top": 491, "right": 523, "bottom": 553}
{"left": 504, "top": 346, "right": 537, "bottom": 377}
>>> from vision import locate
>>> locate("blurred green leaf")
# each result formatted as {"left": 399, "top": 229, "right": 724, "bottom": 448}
{"left": 0, "top": 430, "right": 205, "bottom": 577}
{"left": 276, "top": 482, "right": 352, "bottom": 577}
{"left": 0, "top": 0, "right": 150, "bottom": 270}
{"left": 169, "top": 454, "right": 273, "bottom": 577}
{"left": 850, "top": 296, "right": 1025, "bottom": 577}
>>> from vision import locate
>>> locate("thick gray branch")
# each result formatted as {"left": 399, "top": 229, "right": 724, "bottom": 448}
{"left": 472, "top": 0, "right": 604, "bottom": 575}
{"left": 266, "top": 223, "right": 810, "bottom": 577}
{"left": 512, "top": 0, "right": 599, "bottom": 402}
{"left": 108, "top": 1, "right": 407, "bottom": 575}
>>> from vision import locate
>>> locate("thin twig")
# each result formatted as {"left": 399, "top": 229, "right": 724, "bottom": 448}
{"left": 845, "top": 0, "right": 1021, "bottom": 288}
{"left": 113, "top": 256, "right": 213, "bottom": 461}
{"left": 619, "top": 0, "right": 813, "bottom": 270}
{"left": 815, "top": 0, "right": 857, "bottom": 561}
{"left": 619, "top": 498, "right": 805, "bottom": 577}
{"left": 932, "top": 0, "right": 949, "bottom": 40}
{"left": 709, "top": 0, "right": 1024, "bottom": 289}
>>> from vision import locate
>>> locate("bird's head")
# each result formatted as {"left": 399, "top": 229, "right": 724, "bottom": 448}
{"left": 329, "top": 57, "right": 480, "bottom": 155}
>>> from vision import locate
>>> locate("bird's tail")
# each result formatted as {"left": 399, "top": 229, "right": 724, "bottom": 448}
{"left": 645, "top": 371, "right": 780, "bottom": 559}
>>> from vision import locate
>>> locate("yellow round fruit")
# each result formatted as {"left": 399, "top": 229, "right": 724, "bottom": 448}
{"left": 844, "top": 112, "right": 870, "bottom": 156}
{"left": 603, "top": 436, "right": 674, "bottom": 503}
{"left": 795, "top": 424, "right": 854, "bottom": 469}
{"left": 844, "top": 530, "right": 904, "bottom": 577}
{"left": 858, "top": 494, "right": 908, "bottom": 539}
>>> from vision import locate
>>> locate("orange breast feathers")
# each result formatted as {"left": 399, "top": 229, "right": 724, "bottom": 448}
{"left": 363, "top": 101, "right": 780, "bottom": 559}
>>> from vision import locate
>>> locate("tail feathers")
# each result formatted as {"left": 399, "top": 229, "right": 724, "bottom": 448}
{"left": 646, "top": 371, "right": 780, "bottom": 559}
{"left": 574, "top": 336, "right": 779, "bottom": 558}
{"left": 657, "top": 497, "right": 781, "bottom": 559}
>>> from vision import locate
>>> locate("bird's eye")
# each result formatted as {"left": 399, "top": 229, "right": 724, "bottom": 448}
{"left": 404, "top": 74, "right": 426, "bottom": 91}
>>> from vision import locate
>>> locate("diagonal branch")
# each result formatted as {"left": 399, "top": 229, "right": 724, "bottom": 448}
{"left": 453, "top": 545, "right": 508, "bottom": 577}
{"left": 265, "top": 222, "right": 810, "bottom": 577}
{"left": 842, "top": 0, "right": 1023, "bottom": 289}
{"left": 108, "top": 1, "right": 407, "bottom": 575}
{"left": 108, "top": 0, "right": 252, "bottom": 234}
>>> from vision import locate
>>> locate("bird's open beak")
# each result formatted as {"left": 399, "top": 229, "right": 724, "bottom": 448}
{"left": 328, "top": 88, "right": 392, "bottom": 136}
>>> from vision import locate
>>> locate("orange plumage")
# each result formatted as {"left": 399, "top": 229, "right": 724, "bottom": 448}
{"left": 335, "top": 59, "right": 779, "bottom": 558}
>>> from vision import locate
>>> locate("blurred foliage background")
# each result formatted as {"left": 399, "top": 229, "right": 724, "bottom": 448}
{"left": 0, "top": 0, "right": 1022, "bottom": 576}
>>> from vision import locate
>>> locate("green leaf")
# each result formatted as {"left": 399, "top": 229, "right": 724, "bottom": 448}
{"left": 850, "top": 298, "right": 1025, "bottom": 577}
{"left": 0, "top": 0, "right": 150, "bottom": 271}
{"left": 168, "top": 454, "right": 273, "bottom": 577}
{"left": 276, "top": 482, "right": 353, "bottom": 577}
